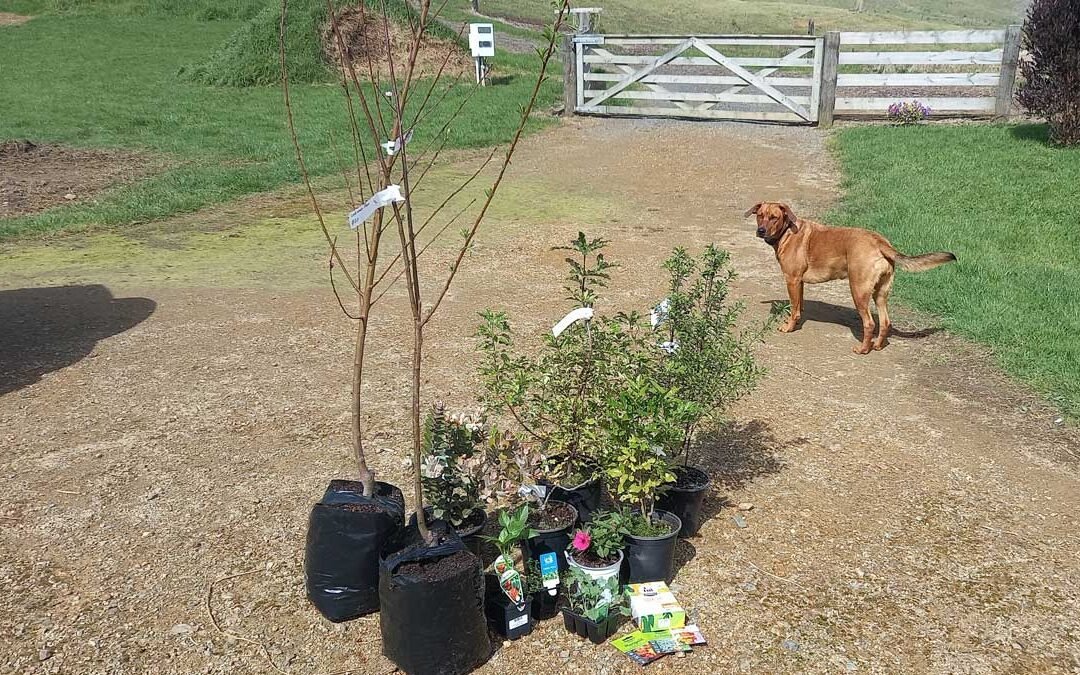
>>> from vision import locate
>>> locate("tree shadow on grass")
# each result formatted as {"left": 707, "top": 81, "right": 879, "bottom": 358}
{"left": 692, "top": 419, "right": 796, "bottom": 531}
{"left": 0, "top": 284, "right": 155, "bottom": 395}
{"left": 764, "top": 299, "right": 941, "bottom": 340}
{"left": 1009, "top": 123, "right": 1050, "bottom": 145}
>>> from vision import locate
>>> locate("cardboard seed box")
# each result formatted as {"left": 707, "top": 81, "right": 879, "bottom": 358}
{"left": 625, "top": 582, "right": 686, "bottom": 632}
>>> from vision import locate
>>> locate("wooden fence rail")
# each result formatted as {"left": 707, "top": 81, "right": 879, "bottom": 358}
{"left": 564, "top": 25, "right": 1023, "bottom": 126}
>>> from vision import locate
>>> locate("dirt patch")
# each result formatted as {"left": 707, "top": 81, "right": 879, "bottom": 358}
{"left": 0, "top": 140, "right": 157, "bottom": 219}
{"left": 1, "top": 119, "right": 1079, "bottom": 674}
{"left": 0, "top": 12, "right": 31, "bottom": 27}
{"left": 323, "top": 8, "right": 472, "bottom": 81}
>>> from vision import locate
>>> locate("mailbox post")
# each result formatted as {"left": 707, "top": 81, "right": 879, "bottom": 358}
{"left": 469, "top": 23, "right": 495, "bottom": 86}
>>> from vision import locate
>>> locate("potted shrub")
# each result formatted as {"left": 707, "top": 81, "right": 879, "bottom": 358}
{"left": 565, "top": 509, "right": 628, "bottom": 585}
{"left": 521, "top": 496, "right": 579, "bottom": 574}
{"left": 482, "top": 504, "right": 537, "bottom": 640}
{"left": 604, "top": 376, "right": 690, "bottom": 583}
{"left": 477, "top": 233, "right": 630, "bottom": 524}
{"left": 408, "top": 404, "right": 487, "bottom": 554}
{"left": 561, "top": 567, "right": 629, "bottom": 644}
{"left": 652, "top": 246, "right": 769, "bottom": 537}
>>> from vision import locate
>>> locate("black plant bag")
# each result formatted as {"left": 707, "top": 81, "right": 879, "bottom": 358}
{"left": 304, "top": 480, "right": 404, "bottom": 622}
{"left": 379, "top": 520, "right": 491, "bottom": 675}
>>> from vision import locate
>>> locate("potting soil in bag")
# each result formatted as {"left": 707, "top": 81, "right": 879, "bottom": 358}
{"left": 304, "top": 479, "right": 405, "bottom": 622}
{"left": 379, "top": 520, "right": 491, "bottom": 675}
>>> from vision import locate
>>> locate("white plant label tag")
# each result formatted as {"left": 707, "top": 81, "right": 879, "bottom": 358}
{"left": 382, "top": 128, "right": 414, "bottom": 157}
{"left": 552, "top": 307, "right": 594, "bottom": 337}
{"left": 508, "top": 614, "right": 529, "bottom": 630}
{"left": 651, "top": 298, "right": 670, "bottom": 329}
{"left": 348, "top": 185, "right": 405, "bottom": 230}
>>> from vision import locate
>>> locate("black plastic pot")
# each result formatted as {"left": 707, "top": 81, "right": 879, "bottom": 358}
{"left": 520, "top": 501, "right": 578, "bottom": 573}
{"left": 623, "top": 511, "right": 682, "bottom": 584}
{"left": 656, "top": 465, "right": 712, "bottom": 538}
{"left": 484, "top": 575, "right": 534, "bottom": 640}
{"left": 379, "top": 521, "right": 490, "bottom": 675}
{"left": 304, "top": 479, "right": 404, "bottom": 622}
{"left": 408, "top": 507, "right": 487, "bottom": 557}
{"left": 561, "top": 608, "right": 620, "bottom": 645}
{"left": 531, "top": 588, "right": 560, "bottom": 621}
{"left": 541, "top": 476, "right": 603, "bottom": 525}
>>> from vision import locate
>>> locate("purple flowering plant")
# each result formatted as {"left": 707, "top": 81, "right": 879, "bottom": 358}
{"left": 887, "top": 100, "right": 932, "bottom": 125}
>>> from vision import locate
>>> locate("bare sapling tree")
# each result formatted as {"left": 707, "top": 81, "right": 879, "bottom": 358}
{"left": 282, "top": 0, "right": 572, "bottom": 542}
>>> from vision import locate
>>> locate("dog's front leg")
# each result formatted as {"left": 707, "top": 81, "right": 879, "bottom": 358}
{"left": 780, "top": 276, "right": 803, "bottom": 332}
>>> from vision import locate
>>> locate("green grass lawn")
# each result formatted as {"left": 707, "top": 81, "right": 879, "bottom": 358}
{"left": 0, "top": 3, "right": 556, "bottom": 238}
{"left": 458, "top": 0, "right": 1024, "bottom": 33}
{"left": 829, "top": 124, "right": 1080, "bottom": 418}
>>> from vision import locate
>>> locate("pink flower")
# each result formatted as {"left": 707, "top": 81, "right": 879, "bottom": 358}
{"left": 571, "top": 530, "right": 591, "bottom": 552}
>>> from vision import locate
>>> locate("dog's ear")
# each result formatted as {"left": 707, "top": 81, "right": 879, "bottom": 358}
{"left": 780, "top": 204, "right": 799, "bottom": 232}
{"left": 744, "top": 202, "right": 763, "bottom": 217}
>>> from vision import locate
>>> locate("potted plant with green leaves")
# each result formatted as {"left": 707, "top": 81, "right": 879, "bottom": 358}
{"left": 561, "top": 567, "right": 629, "bottom": 644}
{"left": 604, "top": 376, "right": 692, "bottom": 583}
{"left": 477, "top": 233, "right": 630, "bottom": 525}
{"left": 565, "top": 509, "right": 628, "bottom": 585}
{"left": 652, "top": 246, "right": 771, "bottom": 536}
{"left": 523, "top": 557, "right": 560, "bottom": 620}
{"left": 482, "top": 504, "right": 538, "bottom": 640}
{"left": 410, "top": 403, "right": 487, "bottom": 553}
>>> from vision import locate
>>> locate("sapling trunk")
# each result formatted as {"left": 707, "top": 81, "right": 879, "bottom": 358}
{"left": 284, "top": 0, "right": 573, "bottom": 544}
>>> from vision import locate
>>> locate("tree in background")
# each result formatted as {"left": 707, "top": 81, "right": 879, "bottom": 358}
{"left": 1017, "top": 0, "right": 1080, "bottom": 145}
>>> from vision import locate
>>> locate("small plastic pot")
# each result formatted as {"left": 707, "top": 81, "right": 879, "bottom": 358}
{"left": 541, "top": 476, "right": 603, "bottom": 525}
{"left": 656, "top": 465, "right": 712, "bottom": 537}
{"left": 531, "top": 588, "right": 560, "bottom": 621}
{"left": 622, "top": 511, "right": 682, "bottom": 584}
{"left": 560, "top": 608, "right": 620, "bottom": 645}
{"left": 408, "top": 507, "right": 487, "bottom": 557}
{"left": 520, "top": 501, "right": 578, "bottom": 573}
{"left": 484, "top": 575, "right": 534, "bottom": 640}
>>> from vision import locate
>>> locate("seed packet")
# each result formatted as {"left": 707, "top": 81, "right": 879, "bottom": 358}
{"left": 648, "top": 636, "right": 691, "bottom": 655}
{"left": 668, "top": 624, "right": 707, "bottom": 647}
{"left": 612, "top": 631, "right": 664, "bottom": 666}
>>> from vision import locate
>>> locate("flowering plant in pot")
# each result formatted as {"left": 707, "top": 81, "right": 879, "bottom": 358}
{"left": 565, "top": 509, "right": 629, "bottom": 584}
{"left": 652, "top": 246, "right": 770, "bottom": 536}
{"left": 561, "top": 567, "right": 630, "bottom": 645}
{"left": 481, "top": 504, "right": 538, "bottom": 640}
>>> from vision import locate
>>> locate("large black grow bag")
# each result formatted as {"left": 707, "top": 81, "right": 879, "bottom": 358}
{"left": 304, "top": 479, "right": 404, "bottom": 622}
{"left": 656, "top": 465, "right": 712, "bottom": 537}
{"left": 623, "top": 510, "right": 682, "bottom": 584}
{"left": 379, "top": 521, "right": 490, "bottom": 675}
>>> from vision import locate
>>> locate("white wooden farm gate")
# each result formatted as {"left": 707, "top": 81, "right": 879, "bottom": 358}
{"left": 564, "top": 27, "right": 1022, "bottom": 126}
{"left": 572, "top": 34, "right": 824, "bottom": 123}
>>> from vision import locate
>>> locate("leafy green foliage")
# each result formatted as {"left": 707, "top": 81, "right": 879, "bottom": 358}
{"left": 1017, "top": 0, "right": 1080, "bottom": 145}
{"left": 420, "top": 404, "right": 485, "bottom": 528}
{"left": 603, "top": 376, "right": 688, "bottom": 517}
{"left": 569, "top": 509, "right": 629, "bottom": 560}
{"left": 484, "top": 503, "right": 537, "bottom": 560}
{"left": 555, "top": 232, "right": 618, "bottom": 307}
{"left": 656, "top": 246, "right": 771, "bottom": 465}
{"left": 564, "top": 567, "right": 629, "bottom": 622}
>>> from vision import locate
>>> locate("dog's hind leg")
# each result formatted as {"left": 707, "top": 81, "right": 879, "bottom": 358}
{"left": 872, "top": 268, "right": 894, "bottom": 351}
{"left": 850, "top": 284, "right": 876, "bottom": 355}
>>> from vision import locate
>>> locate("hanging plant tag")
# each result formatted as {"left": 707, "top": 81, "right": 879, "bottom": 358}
{"left": 494, "top": 554, "right": 525, "bottom": 606}
{"left": 552, "top": 307, "right": 594, "bottom": 337}
{"left": 651, "top": 298, "right": 670, "bottom": 329}
{"left": 348, "top": 185, "right": 405, "bottom": 229}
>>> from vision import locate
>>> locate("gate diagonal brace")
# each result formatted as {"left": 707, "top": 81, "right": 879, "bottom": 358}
{"left": 584, "top": 38, "right": 696, "bottom": 108}
{"left": 689, "top": 38, "right": 811, "bottom": 120}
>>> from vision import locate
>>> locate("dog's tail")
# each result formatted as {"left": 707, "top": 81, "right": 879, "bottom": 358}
{"left": 895, "top": 251, "right": 957, "bottom": 272}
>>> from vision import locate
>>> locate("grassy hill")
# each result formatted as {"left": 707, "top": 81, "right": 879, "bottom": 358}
{"left": 452, "top": 0, "right": 1027, "bottom": 32}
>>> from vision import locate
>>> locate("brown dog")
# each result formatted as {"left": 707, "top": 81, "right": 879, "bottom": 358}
{"left": 746, "top": 202, "right": 956, "bottom": 354}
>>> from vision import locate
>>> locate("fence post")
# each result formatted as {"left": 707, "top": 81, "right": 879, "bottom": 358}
{"left": 818, "top": 31, "right": 841, "bottom": 128}
{"left": 996, "top": 24, "right": 1022, "bottom": 119}
{"left": 562, "top": 35, "right": 577, "bottom": 116}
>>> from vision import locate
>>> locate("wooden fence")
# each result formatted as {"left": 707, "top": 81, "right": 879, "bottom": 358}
{"left": 564, "top": 25, "right": 1023, "bottom": 127}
